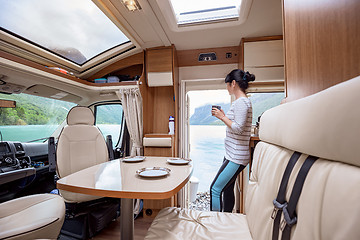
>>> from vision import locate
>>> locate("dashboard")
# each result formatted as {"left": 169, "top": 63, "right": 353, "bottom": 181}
{"left": 0, "top": 141, "right": 48, "bottom": 173}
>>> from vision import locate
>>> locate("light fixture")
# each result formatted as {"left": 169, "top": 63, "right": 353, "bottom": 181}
{"left": 122, "top": 0, "right": 142, "bottom": 12}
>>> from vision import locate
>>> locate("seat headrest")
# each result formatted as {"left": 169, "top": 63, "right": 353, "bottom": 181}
{"left": 259, "top": 75, "right": 360, "bottom": 167}
{"left": 67, "top": 106, "right": 95, "bottom": 126}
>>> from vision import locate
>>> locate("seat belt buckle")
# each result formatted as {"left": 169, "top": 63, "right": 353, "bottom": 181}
{"left": 280, "top": 205, "right": 297, "bottom": 231}
{"left": 271, "top": 199, "right": 287, "bottom": 219}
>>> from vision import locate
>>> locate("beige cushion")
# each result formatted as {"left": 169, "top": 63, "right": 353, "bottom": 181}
{"left": 57, "top": 106, "right": 109, "bottom": 203}
{"left": 246, "top": 141, "right": 360, "bottom": 240}
{"left": 0, "top": 194, "right": 65, "bottom": 240}
{"left": 67, "top": 106, "right": 95, "bottom": 125}
{"left": 143, "top": 137, "right": 172, "bottom": 147}
{"left": 259, "top": 75, "right": 360, "bottom": 167}
{"left": 145, "top": 207, "right": 252, "bottom": 240}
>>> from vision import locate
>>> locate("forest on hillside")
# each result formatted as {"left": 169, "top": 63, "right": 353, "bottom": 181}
{"left": 0, "top": 93, "right": 75, "bottom": 125}
{"left": 0, "top": 93, "right": 123, "bottom": 126}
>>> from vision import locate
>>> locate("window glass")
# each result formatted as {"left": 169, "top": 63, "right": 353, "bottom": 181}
{"left": 249, "top": 92, "right": 285, "bottom": 125}
{"left": 95, "top": 104, "right": 123, "bottom": 148}
{"left": 0, "top": 93, "right": 76, "bottom": 142}
{"left": 170, "top": 0, "right": 240, "bottom": 25}
{"left": 0, "top": 0, "right": 129, "bottom": 65}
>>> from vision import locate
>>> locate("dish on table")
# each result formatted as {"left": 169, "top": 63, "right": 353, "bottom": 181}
{"left": 167, "top": 158, "right": 191, "bottom": 165}
{"left": 122, "top": 156, "right": 145, "bottom": 163}
{"left": 136, "top": 167, "right": 171, "bottom": 178}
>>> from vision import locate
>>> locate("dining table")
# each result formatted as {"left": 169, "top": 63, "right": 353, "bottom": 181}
{"left": 56, "top": 156, "right": 193, "bottom": 240}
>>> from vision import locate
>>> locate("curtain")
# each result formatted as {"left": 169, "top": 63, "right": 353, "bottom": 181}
{"left": 116, "top": 87, "right": 143, "bottom": 156}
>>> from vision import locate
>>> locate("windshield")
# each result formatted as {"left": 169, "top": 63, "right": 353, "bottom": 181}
{"left": 0, "top": 93, "right": 76, "bottom": 142}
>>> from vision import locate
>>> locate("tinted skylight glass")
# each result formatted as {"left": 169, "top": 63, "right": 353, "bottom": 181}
{"left": 0, "top": 0, "right": 130, "bottom": 65}
{"left": 170, "top": 0, "right": 240, "bottom": 25}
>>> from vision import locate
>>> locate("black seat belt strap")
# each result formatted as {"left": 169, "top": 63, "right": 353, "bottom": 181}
{"left": 272, "top": 151, "right": 302, "bottom": 240}
{"left": 48, "top": 137, "right": 56, "bottom": 172}
{"left": 280, "top": 155, "right": 318, "bottom": 240}
{"left": 106, "top": 135, "right": 115, "bottom": 160}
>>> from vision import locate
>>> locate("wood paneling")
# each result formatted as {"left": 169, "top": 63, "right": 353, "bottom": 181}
{"left": 143, "top": 197, "right": 175, "bottom": 218}
{"left": 177, "top": 46, "right": 239, "bottom": 67}
{"left": 88, "top": 53, "right": 144, "bottom": 81}
{"left": 0, "top": 50, "right": 140, "bottom": 87}
{"left": 146, "top": 47, "right": 173, "bottom": 73}
{"left": 283, "top": 0, "right": 360, "bottom": 101}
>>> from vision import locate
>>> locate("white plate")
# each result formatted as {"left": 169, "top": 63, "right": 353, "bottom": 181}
{"left": 136, "top": 167, "right": 171, "bottom": 178}
{"left": 167, "top": 158, "right": 191, "bottom": 165}
{"left": 122, "top": 156, "right": 145, "bottom": 163}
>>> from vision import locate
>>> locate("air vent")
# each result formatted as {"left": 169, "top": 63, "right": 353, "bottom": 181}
{"left": 198, "top": 52, "right": 217, "bottom": 62}
{"left": 14, "top": 143, "right": 24, "bottom": 153}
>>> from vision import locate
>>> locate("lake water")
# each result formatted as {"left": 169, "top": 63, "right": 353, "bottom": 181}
{"left": 0, "top": 124, "right": 225, "bottom": 193}
{"left": 190, "top": 125, "right": 226, "bottom": 193}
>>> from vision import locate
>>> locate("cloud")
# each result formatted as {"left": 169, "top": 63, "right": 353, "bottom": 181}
{"left": 0, "top": 0, "right": 129, "bottom": 62}
{"left": 188, "top": 90, "right": 230, "bottom": 115}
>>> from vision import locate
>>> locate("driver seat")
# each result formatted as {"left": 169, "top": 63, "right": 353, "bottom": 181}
{"left": 56, "top": 106, "right": 108, "bottom": 203}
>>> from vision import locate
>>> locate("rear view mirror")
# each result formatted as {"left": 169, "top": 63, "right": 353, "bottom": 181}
{"left": 0, "top": 99, "right": 16, "bottom": 108}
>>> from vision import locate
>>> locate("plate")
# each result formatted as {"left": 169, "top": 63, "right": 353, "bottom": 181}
{"left": 167, "top": 158, "right": 191, "bottom": 165}
{"left": 122, "top": 156, "right": 145, "bottom": 163}
{"left": 136, "top": 167, "right": 171, "bottom": 178}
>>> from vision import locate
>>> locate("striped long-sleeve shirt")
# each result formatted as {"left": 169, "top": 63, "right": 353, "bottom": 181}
{"left": 224, "top": 97, "right": 252, "bottom": 165}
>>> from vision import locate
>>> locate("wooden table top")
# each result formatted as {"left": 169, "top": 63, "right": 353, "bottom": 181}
{"left": 57, "top": 157, "right": 193, "bottom": 200}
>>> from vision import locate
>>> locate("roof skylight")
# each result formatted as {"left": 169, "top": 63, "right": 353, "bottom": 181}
{"left": 0, "top": 0, "right": 130, "bottom": 65}
{"left": 170, "top": 0, "right": 240, "bottom": 26}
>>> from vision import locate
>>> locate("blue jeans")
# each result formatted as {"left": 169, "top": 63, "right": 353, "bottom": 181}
{"left": 210, "top": 158, "right": 245, "bottom": 212}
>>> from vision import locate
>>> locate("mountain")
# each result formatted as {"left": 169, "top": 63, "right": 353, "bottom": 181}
{"left": 189, "top": 93, "right": 284, "bottom": 125}
{"left": 190, "top": 103, "right": 230, "bottom": 125}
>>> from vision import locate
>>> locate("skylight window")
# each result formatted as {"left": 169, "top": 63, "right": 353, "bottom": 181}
{"left": 170, "top": 0, "right": 240, "bottom": 26}
{"left": 0, "top": 0, "right": 130, "bottom": 65}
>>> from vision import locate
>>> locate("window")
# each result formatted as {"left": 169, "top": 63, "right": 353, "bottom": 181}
{"left": 0, "top": 93, "right": 76, "bottom": 142}
{"left": 95, "top": 104, "right": 124, "bottom": 148}
{"left": 248, "top": 92, "right": 285, "bottom": 125}
{"left": 0, "top": 0, "right": 130, "bottom": 65}
{"left": 170, "top": 0, "right": 240, "bottom": 26}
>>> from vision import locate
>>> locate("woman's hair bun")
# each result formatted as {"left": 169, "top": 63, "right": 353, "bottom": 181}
{"left": 243, "top": 71, "right": 255, "bottom": 82}
{"left": 225, "top": 69, "right": 255, "bottom": 91}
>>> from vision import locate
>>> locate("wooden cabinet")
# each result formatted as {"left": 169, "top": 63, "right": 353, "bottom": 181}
{"left": 146, "top": 47, "right": 173, "bottom": 87}
{"left": 240, "top": 36, "right": 285, "bottom": 92}
{"left": 140, "top": 45, "right": 179, "bottom": 157}
{"left": 140, "top": 46, "right": 179, "bottom": 218}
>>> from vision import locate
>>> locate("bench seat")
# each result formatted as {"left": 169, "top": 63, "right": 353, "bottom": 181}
{"left": 145, "top": 75, "right": 360, "bottom": 240}
{"left": 145, "top": 207, "right": 251, "bottom": 240}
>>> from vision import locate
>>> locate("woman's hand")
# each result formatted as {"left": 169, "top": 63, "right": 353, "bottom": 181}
{"left": 212, "top": 108, "right": 226, "bottom": 120}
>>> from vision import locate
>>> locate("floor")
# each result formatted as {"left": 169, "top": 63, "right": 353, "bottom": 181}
{"left": 92, "top": 215, "right": 154, "bottom": 240}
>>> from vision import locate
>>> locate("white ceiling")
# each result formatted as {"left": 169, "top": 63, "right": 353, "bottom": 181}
{"left": 107, "top": 0, "right": 283, "bottom": 50}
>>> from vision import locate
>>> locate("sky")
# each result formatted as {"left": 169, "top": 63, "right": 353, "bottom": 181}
{"left": 170, "top": 0, "right": 239, "bottom": 14}
{"left": 187, "top": 90, "right": 230, "bottom": 116}
{"left": 0, "top": 0, "right": 128, "bottom": 62}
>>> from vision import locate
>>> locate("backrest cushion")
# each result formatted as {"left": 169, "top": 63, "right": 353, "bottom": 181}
{"left": 57, "top": 106, "right": 108, "bottom": 178}
{"left": 246, "top": 141, "right": 360, "bottom": 240}
{"left": 246, "top": 76, "right": 360, "bottom": 239}
{"left": 67, "top": 106, "right": 95, "bottom": 126}
{"left": 259, "top": 75, "right": 360, "bottom": 166}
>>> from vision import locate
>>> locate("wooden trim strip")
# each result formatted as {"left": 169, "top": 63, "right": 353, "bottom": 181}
{"left": 57, "top": 172, "right": 192, "bottom": 200}
{"left": 0, "top": 50, "right": 139, "bottom": 87}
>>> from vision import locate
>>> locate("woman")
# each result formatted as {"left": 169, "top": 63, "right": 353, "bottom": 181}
{"left": 210, "top": 69, "right": 255, "bottom": 212}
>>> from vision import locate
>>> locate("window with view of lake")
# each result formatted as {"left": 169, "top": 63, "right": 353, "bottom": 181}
{"left": 188, "top": 91, "right": 284, "bottom": 197}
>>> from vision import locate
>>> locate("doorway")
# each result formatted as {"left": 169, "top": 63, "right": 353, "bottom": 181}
{"left": 186, "top": 89, "right": 231, "bottom": 210}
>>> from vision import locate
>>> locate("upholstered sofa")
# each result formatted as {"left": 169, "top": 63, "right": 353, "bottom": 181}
{"left": 145, "top": 75, "right": 360, "bottom": 240}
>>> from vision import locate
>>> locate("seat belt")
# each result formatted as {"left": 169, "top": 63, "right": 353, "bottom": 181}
{"left": 106, "top": 135, "right": 115, "bottom": 160}
{"left": 48, "top": 137, "right": 56, "bottom": 172}
{"left": 280, "top": 155, "right": 318, "bottom": 240}
{"left": 272, "top": 151, "right": 302, "bottom": 240}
